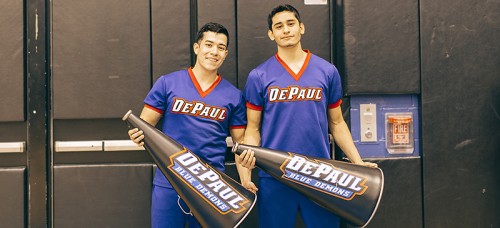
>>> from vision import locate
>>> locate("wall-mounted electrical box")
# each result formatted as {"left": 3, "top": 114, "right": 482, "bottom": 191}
{"left": 360, "top": 104, "right": 377, "bottom": 142}
{"left": 350, "top": 95, "right": 420, "bottom": 158}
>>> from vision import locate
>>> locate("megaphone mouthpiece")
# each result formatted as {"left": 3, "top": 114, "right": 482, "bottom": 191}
{"left": 231, "top": 142, "right": 240, "bottom": 154}
{"left": 122, "top": 110, "right": 133, "bottom": 121}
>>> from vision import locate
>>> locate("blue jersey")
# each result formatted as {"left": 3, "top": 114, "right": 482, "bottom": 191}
{"left": 145, "top": 68, "right": 247, "bottom": 187}
{"left": 243, "top": 50, "right": 342, "bottom": 177}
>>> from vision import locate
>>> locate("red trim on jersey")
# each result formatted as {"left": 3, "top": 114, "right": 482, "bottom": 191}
{"left": 328, "top": 99, "right": 343, "bottom": 109}
{"left": 230, "top": 125, "right": 247, "bottom": 129}
{"left": 246, "top": 102, "right": 263, "bottom": 111}
{"left": 275, "top": 50, "right": 312, "bottom": 81}
{"left": 188, "top": 67, "right": 222, "bottom": 98}
{"left": 144, "top": 104, "right": 164, "bottom": 114}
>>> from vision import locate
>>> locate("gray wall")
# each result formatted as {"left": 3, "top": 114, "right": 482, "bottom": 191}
{"left": 420, "top": 0, "right": 500, "bottom": 226}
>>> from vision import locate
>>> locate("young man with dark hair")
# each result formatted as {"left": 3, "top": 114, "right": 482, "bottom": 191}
{"left": 238, "top": 4, "right": 377, "bottom": 227}
{"left": 128, "top": 22, "right": 256, "bottom": 228}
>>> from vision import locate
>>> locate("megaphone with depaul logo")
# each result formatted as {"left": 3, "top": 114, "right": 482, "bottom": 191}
{"left": 232, "top": 143, "right": 383, "bottom": 228}
{"left": 122, "top": 110, "right": 256, "bottom": 227}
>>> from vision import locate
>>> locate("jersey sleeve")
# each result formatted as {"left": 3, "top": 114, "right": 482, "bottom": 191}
{"left": 328, "top": 65, "right": 343, "bottom": 109}
{"left": 144, "top": 76, "right": 167, "bottom": 114}
{"left": 229, "top": 93, "right": 247, "bottom": 129}
{"left": 243, "top": 69, "right": 264, "bottom": 111}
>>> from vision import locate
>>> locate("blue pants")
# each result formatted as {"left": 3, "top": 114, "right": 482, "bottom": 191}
{"left": 151, "top": 184, "right": 201, "bottom": 228}
{"left": 258, "top": 177, "right": 340, "bottom": 228}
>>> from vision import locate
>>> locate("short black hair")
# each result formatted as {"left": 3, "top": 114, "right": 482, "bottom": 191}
{"left": 195, "top": 22, "right": 230, "bottom": 47}
{"left": 267, "top": 4, "right": 301, "bottom": 30}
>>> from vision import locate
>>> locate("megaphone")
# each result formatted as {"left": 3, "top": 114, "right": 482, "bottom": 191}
{"left": 122, "top": 110, "right": 256, "bottom": 228}
{"left": 232, "top": 143, "right": 383, "bottom": 227}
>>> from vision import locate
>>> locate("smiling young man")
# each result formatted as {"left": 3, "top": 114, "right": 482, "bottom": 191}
{"left": 237, "top": 4, "right": 378, "bottom": 227}
{"left": 128, "top": 22, "right": 256, "bottom": 228}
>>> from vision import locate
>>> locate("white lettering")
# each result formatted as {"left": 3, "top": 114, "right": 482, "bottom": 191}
{"left": 315, "top": 90, "right": 322, "bottom": 99}
{"left": 288, "top": 87, "right": 299, "bottom": 99}
{"left": 182, "top": 103, "right": 193, "bottom": 113}
{"left": 306, "top": 89, "right": 315, "bottom": 99}
{"left": 220, "top": 187, "right": 237, "bottom": 200}
{"left": 348, "top": 177, "right": 363, "bottom": 191}
{"left": 170, "top": 98, "right": 227, "bottom": 121}
{"left": 286, "top": 156, "right": 305, "bottom": 171}
{"left": 311, "top": 164, "right": 332, "bottom": 178}
{"left": 172, "top": 99, "right": 185, "bottom": 112}
{"left": 278, "top": 89, "right": 288, "bottom": 100}
{"left": 199, "top": 107, "right": 210, "bottom": 116}
{"left": 217, "top": 110, "right": 226, "bottom": 120}
{"left": 227, "top": 196, "right": 244, "bottom": 209}
{"left": 322, "top": 169, "right": 341, "bottom": 183}
{"left": 176, "top": 153, "right": 197, "bottom": 166}
{"left": 191, "top": 103, "right": 204, "bottom": 114}
{"left": 187, "top": 162, "right": 206, "bottom": 175}
{"left": 209, "top": 109, "right": 220, "bottom": 118}
{"left": 269, "top": 88, "right": 279, "bottom": 101}
{"left": 300, "top": 161, "right": 317, "bottom": 175}
{"left": 297, "top": 90, "right": 306, "bottom": 99}
{"left": 268, "top": 86, "right": 323, "bottom": 102}
{"left": 198, "top": 170, "right": 218, "bottom": 182}
{"left": 338, "top": 174, "right": 354, "bottom": 187}
{"left": 206, "top": 180, "right": 226, "bottom": 192}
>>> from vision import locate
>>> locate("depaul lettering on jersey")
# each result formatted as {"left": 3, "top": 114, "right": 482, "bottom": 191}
{"left": 268, "top": 86, "right": 322, "bottom": 102}
{"left": 171, "top": 98, "right": 227, "bottom": 121}
{"left": 168, "top": 150, "right": 249, "bottom": 214}
{"left": 280, "top": 153, "right": 368, "bottom": 200}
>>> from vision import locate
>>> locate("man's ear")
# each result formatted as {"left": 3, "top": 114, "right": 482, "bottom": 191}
{"left": 300, "top": 22, "right": 305, "bottom": 35}
{"left": 268, "top": 30, "right": 275, "bottom": 41}
{"left": 193, "top": 42, "right": 199, "bottom": 55}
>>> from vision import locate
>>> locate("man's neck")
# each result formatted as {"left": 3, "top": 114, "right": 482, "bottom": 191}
{"left": 191, "top": 66, "right": 218, "bottom": 91}
{"left": 277, "top": 43, "right": 307, "bottom": 65}
{"left": 277, "top": 44, "right": 308, "bottom": 74}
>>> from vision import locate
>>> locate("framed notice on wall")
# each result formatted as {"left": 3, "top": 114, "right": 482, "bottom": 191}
{"left": 304, "top": 0, "right": 328, "bottom": 5}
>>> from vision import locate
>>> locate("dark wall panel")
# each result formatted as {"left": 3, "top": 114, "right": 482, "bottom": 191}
{"left": 237, "top": 1, "right": 331, "bottom": 88}
{"left": 52, "top": 0, "right": 150, "bottom": 119}
{"left": 353, "top": 158, "right": 422, "bottom": 228}
{"left": 340, "top": 0, "right": 420, "bottom": 94}
{"left": 0, "top": 0, "right": 24, "bottom": 121}
{"left": 152, "top": 0, "right": 191, "bottom": 82}
{"left": 421, "top": 0, "right": 500, "bottom": 227}
{"left": 54, "top": 164, "right": 152, "bottom": 227}
{"left": 198, "top": 0, "right": 237, "bottom": 86}
{"left": 54, "top": 119, "right": 128, "bottom": 141}
{"left": 0, "top": 167, "right": 25, "bottom": 228}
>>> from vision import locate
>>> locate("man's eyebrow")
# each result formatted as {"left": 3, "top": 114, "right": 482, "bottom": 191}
{"left": 205, "top": 39, "right": 227, "bottom": 48}
{"left": 273, "top": 19, "right": 297, "bottom": 27}
{"left": 272, "top": 22, "right": 283, "bottom": 27}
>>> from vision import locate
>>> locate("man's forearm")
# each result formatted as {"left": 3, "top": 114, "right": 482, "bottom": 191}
{"left": 243, "top": 127, "right": 261, "bottom": 146}
{"left": 235, "top": 160, "right": 252, "bottom": 182}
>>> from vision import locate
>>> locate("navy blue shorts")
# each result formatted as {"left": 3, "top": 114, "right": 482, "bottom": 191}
{"left": 151, "top": 184, "right": 201, "bottom": 228}
{"left": 258, "top": 177, "right": 340, "bottom": 228}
